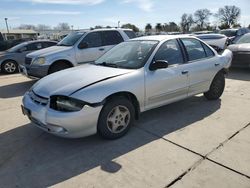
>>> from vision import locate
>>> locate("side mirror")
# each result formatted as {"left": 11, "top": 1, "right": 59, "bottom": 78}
{"left": 149, "top": 60, "right": 169, "bottom": 71}
{"left": 78, "top": 42, "right": 88, "bottom": 49}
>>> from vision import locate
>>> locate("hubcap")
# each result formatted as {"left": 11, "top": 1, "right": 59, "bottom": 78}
{"left": 4, "top": 62, "right": 16, "bottom": 73}
{"left": 107, "top": 105, "right": 130, "bottom": 134}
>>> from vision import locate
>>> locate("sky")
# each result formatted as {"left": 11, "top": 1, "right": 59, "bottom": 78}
{"left": 0, "top": 0, "right": 250, "bottom": 30}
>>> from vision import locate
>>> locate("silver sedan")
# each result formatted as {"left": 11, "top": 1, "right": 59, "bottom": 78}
{"left": 22, "top": 35, "right": 232, "bottom": 139}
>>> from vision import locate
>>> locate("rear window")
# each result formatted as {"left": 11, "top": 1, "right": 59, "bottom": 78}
{"left": 124, "top": 31, "right": 136, "bottom": 39}
{"left": 202, "top": 43, "right": 215, "bottom": 58}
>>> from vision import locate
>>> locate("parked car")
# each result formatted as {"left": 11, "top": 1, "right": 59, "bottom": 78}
{"left": 219, "top": 28, "right": 250, "bottom": 44}
{"left": 227, "top": 33, "right": 250, "bottom": 68}
{"left": 0, "top": 38, "right": 33, "bottom": 52}
{"left": 22, "top": 35, "right": 232, "bottom": 139}
{"left": 0, "top": 40, "right": 57, "bottom": 74}
{"left": 195, "top": 33, "right": 228, "bottom": 52}
{"left": 19, "top": 28, "right": 136, "bottom": 78}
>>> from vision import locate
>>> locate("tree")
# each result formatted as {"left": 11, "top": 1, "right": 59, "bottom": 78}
{"left": 248, "top": 24, "right": 250, "bottom": 29}
{"left": 216, "top": 5, "right": 241, "bottom": 29}
{"left": 36, "top": 24, "right": 51, "bottom": 31}
{"left": 180, "top": 13, "right": 193, "bottom": 33}
{"left": 145, "top": 23, "right": 152, "bottom": 32}
{"left": 155, "top": 23, "right": 162, "bottom": 32}
{"left": 194, "top": 9, "right": 212, "bottom": 30}
{"left": 94, "top": 25, "right": 103, "bottom": 29}
{"left": 17, "top": 24, "right": 36, "bottom": 30}
{"left": 163, "top": 22, "right": 180, "bottom": 32}
{"left": 54, "top": 23, "right": 70, "bottom": 30}
{"left": 121, "top": 23, "right": 139, "bottom": 32}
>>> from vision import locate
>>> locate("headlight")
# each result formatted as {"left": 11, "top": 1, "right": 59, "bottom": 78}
{"left": 50, "top": 96, "right": 85, "bottom": 112}
{"left": 32, "top": 57, "right": 45, "bottom": 65}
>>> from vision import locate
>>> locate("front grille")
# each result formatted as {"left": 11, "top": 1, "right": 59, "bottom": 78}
{"left": 25, "top": 57, "right": 32, "bottom": 65}
{"left": 29, "top": 90, "right": 48, "bottom": 105}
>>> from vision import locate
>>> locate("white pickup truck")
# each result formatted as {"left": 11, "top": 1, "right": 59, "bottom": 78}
{"left": 20, "top": 28, "right": 136, "bottom": 78}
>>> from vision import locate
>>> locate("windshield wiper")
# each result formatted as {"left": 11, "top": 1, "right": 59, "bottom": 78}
{"left": 96, "top": 62, "right": 119, "bottom": 68}
{"left": 57, "top": 44, "right": 72, "bottom": 46}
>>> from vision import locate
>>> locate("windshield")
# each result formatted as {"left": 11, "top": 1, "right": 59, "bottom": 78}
{"left": 7, "top": 42, "right": 27, "bottom": 52}
{"left": 95, "top": 40, "right": 158, "bottom": 69}
{"left": 236, "top": 34, "right": 250, "bottom": 44}
{"left": 57, "top": 32, "right": 85, "bottom": 46}
{"left": 219, "top": 30, "right": 237, "bottom": 37}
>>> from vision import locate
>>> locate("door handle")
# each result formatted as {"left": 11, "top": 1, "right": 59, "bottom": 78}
{"left": 182, "top": 70, "right": 189, "bottom": 75}
{"left": 215, "top": 63, "right": 220, "bottom": 66}
{"left": 99, "top": 48, "right": 105, "bottom": 51}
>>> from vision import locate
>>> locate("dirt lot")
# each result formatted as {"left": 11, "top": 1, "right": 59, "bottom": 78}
{"left": 0, "top": 69, "right": 250, "bottom": 188}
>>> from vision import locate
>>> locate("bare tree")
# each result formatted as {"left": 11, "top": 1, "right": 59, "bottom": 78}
{"left": 36, "top": 24, "right": 51, "bottom": 31}
{"left": 17, "top": 24, "right": 36, "bottom": 30}
{"left": 180, "top": 14, "right": 193, "bottom": 33}
{"left": 54, "top": 23, "right": 70, "bottom": 30}
{"left": 194, "top": 9, "right": 212, "bottom": 30}
{"left": 216, "top": 5, "right": 241, "bottom": 29}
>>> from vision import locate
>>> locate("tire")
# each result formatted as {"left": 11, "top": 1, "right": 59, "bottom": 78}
{"left": 204, "top": 71, "right": 225, "bottom": 100}
{"left": 48, "top": 62, "right": 72, "bottom": 74}
{"left": 97, "top": 97, "right": 135, "bottom": 139}
{"left": 1, "top": 60, "right": 18, "bottom": 74}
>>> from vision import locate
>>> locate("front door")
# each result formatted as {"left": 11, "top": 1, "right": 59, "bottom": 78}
{"left": 75, "top": 32, "right": 105, "bottom": 64}
{"left": 145, "top": 39, "right": 189, "bottom": 110}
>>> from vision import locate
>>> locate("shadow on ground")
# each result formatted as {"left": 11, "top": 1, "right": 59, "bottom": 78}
{"left": 0, "top": 80, "right": 36, "bottom": 98}
{"left": 0, "top": 95, "right": 221, "bottom": 187}
{"left": 227, "top": 68, "right": 250, "bottom": 81}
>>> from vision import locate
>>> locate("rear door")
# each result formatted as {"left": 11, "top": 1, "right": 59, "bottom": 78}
{"left": 145, "top": 39, "right": 189, "bottom": 110}
{"left": 180, "top": 38, "right": 219, "bottom": 96}
{"left": 101, "top": 31, "right": 124, "bottom": 52}
{"left": 75, "top": 32, "right": 103, "bottom": 64}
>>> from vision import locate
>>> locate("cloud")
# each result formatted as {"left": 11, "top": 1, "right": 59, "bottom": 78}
{"left": 0, "top": 9, "right": 81, "bottom": 15}
{"left": 19, "top": 0, "right": 104, "bottom": 5}
{"left": 122, "top": 0, "right": 154, "bottom": 12}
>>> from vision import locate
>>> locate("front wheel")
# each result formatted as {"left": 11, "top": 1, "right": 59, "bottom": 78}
{"left": 48, "top": 62, "right": 72, "bottom": 74}
{"left": 97, "top": 97, "right": 135, "bottom": 139}
{"left": 204, "top": 71, "right": 225, "bottom": 100}
{"left": 1, "top": 60, "right": 18, "bottom": 74}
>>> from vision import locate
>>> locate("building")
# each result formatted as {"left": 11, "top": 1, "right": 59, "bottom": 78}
{"left": 0, "top": 29, "right": 38, "bottom": 40}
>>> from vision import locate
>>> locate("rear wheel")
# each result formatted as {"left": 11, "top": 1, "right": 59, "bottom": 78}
{"left": 48, "top": 62, "right": 72, "bottom": 74}
{"left": 1, "top": 60, "right": 18, "bottom": 74}
{"left": 97, "top": 97, "right": 135, "bottom": 139}
{"left": 204, "top": 71, "right": 225, "bottom": 100}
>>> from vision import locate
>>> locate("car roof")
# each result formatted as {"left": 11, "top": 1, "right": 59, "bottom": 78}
{"left": 77, "top": 28, "right": 133, "bottom": 33}
{"left": 131, "top": 34, "right": 196, "bottom": 42}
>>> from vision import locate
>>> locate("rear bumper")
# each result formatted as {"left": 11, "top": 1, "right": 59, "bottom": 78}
{"left": 19, "top": 64, "right": 49, "bottom": 78}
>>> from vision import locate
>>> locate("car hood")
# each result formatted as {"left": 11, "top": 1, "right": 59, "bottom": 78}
{"left": 32, "top": 64, "right": 134, "bottom": 98}
{"left": 27, "top": 46, "right": 72, "bottom": 58}
{"left": 227, "top": 43, "right": 250, "bottom": 52}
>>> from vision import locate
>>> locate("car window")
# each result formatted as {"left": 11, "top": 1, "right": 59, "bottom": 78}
{"left": 124, "top": 31, "right": 137, "bottom": 39}
{"left": 27, "top": 42, "right": 43, "bottom": 51}
{"left": 201, "top": 43, "right": 215, "bottom": 58}
{"left": 43, "top": 42, "right": 56, "bottom": 48}
{"left": 154, "top": 39, "right": 183, "bottom": 65}
{"left": 80, "top": 32, "right": 102, "bottom": 48}
{"left": 181, "top": 38, "right": 206, "bottom": 61}
{"left": 102, "top": 31, "right": 124, "bottom": 46}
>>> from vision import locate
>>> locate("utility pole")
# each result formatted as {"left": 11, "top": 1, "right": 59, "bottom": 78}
{"left": 118, "top": 21, "right": 120, "bottom": 28}
{"left": 4, "top": 18, "right": 9, "bottom": 33}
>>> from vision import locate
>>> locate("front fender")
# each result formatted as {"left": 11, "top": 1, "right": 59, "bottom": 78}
{"left": 70, "top": 69, "right": 146, "bottom": 111}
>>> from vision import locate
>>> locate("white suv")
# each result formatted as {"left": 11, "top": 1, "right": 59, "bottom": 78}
{"left": 20, "top": 28, "right": 136, "bottom": 78}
